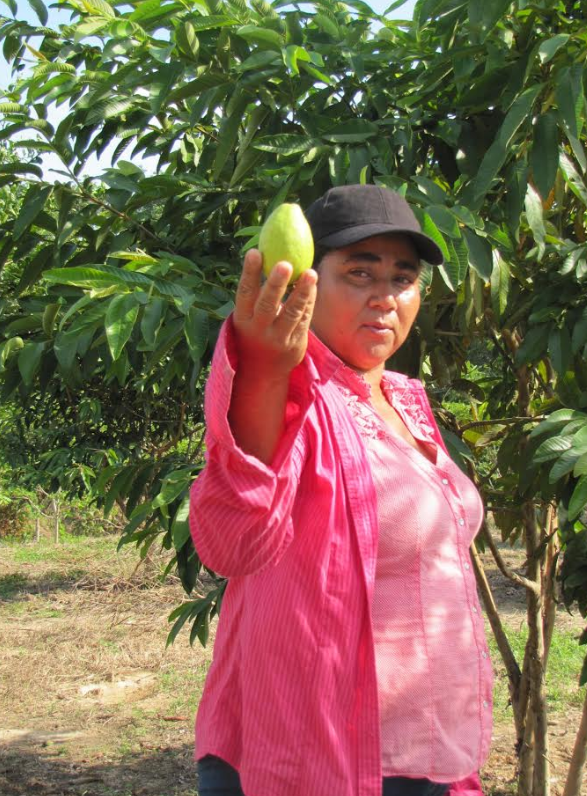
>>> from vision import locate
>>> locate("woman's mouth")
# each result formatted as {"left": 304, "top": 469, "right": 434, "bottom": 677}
{"left": 362, "top": 323, "right": 393, "bottom": 335}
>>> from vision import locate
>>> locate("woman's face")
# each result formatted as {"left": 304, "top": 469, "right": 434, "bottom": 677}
{"left": 311, "top": 234, "right": 421, "bottom": 376}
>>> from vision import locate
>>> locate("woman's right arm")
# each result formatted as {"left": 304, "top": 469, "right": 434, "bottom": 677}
{"left": 189, "top": 249, "right": 318, "bottom": 577}
{"left": 228, "top": 248, "right": 317, "bottom": 464}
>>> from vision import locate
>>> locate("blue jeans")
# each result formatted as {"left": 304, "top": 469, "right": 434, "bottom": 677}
{"left": 197, "top": 755, "right": 449, "bottom": 796}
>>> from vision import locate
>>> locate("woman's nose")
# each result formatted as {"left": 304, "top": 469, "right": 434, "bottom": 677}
{"left": 368, "top": 283, "right": 397, "bottom": 310}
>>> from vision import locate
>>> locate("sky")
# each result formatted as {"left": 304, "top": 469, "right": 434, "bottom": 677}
{"left": 1, "top": 0, "right": 418, "bottom": 177}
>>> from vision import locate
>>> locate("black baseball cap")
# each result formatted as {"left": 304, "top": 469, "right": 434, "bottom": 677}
{"left": 305, "top": 184, "right": 444, "bottom": 266}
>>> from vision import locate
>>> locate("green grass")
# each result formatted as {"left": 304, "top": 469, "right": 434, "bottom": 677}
{"left": 489, "top": 624, "right": 586, "bottom": 720}
{"left": 159, "top": 665, "right": 208, "bottom": 716}
{"left": 2, "top": 533, "right": 116, "bottom": 565}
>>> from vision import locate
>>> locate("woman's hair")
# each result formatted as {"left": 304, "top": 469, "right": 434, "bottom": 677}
{"left": 312, "top": 245, "right": 330, "bottom": 270}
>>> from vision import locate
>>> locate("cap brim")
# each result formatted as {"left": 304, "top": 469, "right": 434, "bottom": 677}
{"left": 317, "top": 224, "right": 444, "bottom": 266}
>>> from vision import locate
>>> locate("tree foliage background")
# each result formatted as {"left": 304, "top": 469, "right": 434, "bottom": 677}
{"left": 2, "top": 0, "right": 587, "bottom": 793}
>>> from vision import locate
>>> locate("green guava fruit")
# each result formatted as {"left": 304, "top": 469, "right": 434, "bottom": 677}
{"left": 258, "top": 203, "right": 314, "bottom": 284}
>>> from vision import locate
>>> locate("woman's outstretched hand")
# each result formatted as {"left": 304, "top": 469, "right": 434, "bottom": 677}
{"left": 232, "top": 248, "right": 318, "bottom": 379}
{"left": 228, "top": 248, "right": 318, "bottom": 465}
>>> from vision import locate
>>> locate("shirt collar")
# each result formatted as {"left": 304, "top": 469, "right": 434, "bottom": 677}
{"left": 307, "top": 331, "right": 375, "bottom": 401}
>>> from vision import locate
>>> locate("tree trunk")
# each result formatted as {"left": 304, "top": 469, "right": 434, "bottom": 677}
{"left": 563, "top": 684, "right": 587, "bottom": 796}
{"left": 471, "top": 543, "right": 523, "bottom": 737}
{"left": 52, "top": 498, "right": 59, "bottom": 543}
{"left": 523, "top": 501, "right": 550, "bottom": 796}
{"left": 518, "top": 711, "right": 535, "bottom": 796}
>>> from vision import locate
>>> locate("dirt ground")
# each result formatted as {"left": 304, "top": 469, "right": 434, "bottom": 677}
{"left": 0, "top": 537, "right": 585, "bottom": 796}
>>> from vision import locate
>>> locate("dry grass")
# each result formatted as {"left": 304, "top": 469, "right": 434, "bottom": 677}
{"left": 0, "top": 535, "right": 585, "bottom": 796}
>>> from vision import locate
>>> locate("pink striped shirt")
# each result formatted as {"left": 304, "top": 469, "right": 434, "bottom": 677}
{"left": 334, "top": 368, "right": 492, "bottom": 779}
{"left": 189, "top": 318, "right": 492, "bottom": 796}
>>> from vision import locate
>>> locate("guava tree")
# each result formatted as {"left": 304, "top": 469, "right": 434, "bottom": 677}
{"left": 1, "top": 1, "right": 587, "bottom": 793}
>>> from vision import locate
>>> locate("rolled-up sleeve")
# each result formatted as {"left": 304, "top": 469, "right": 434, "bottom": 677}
{"left": 189, "top": 317, "right": 314, "bottom": 577}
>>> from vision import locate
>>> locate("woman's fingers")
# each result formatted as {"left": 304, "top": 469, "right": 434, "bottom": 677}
{"left": 234, "top": 250, "right": 316, "bottom": 354}
{"left": 234, "top": 249, "right": 263, "bottom": 321}
{"left": 275, "top": 268, "right": 318, "bottom": 339}
{"left": 253, "top": 261, "right": 293, "bottom": 325}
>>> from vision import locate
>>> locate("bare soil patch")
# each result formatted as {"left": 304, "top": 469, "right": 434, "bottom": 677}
{"left": 0, "top": 536, "right": 585, "bottom": 796}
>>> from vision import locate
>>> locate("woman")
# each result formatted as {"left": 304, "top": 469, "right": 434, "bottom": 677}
{"left": 189, "top": 185, "right": 492, "bottom": 796}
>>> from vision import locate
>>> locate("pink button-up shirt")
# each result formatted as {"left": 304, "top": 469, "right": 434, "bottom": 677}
{"left": 333, "top": 367, "right": 492, "bottom": 780}
{"left": 189, "top": 318, "right": 492, "bottom": 796}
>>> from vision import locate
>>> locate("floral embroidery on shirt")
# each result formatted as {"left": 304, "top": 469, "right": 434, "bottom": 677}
{"left": 381, "top": 379, "right": 437, "bottom": 442}
{"left": 334, "top": 383, "right": 388, "bottom": 441}
{"left": 333, "top": 367, "right": 437, "bottom": 445}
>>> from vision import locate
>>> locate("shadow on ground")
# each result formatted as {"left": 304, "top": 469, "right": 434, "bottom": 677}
{"left": 0, "top": 571, "right": 88, "bottom": 601}
{"left": 0, "top": 737, "right": 199, "bottom": 796}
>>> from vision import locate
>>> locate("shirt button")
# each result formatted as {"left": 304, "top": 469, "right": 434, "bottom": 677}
{"left": 458, "top": 518, "right": 465, "bottom": 526}
{"left": 464, "top": 563, "right": 470, "bottom": 570}
{"left": 442, "top": 478, "right": 449, "bottom": 485}
{"left": 482, "top": 651, "right": 488, "bottom": 659}
{"left": 472, "top": 606, "right": 478, "bottom": 613}
{"left": 483, "top": 700, "right": 489, "bottom": 709}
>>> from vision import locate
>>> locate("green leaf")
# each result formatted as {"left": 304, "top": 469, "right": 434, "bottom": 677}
{"left": 490, "top": 252, "right": 510, "bottom": 320}
{"left": 0, "top": 161, "right": 43, "bottom": 179}
{"left": 574, "top": 453, "right": 587, "bottom": 478}
{"left": 87, "top": 97, "right": 136, "bottom": 124}
{"left": 556, "top": 64, "right": 584, "bottom": 141}
{"left": 33, "top": 62, "right": 76, "bottom": 77}
{"left": 73, "top": 19, "right": 109, "bottom": 41}
{"left": 314, "top": 13, "right": 340, "bottom": 38}
{"left": 548, "top": 325, "right": 572, "bottom": 377}
{"left": 236, "top": 24, "right": 283, "bottom": 50}
{"left": 0, "top": 103, "right": 27, "bottom": 114}
{"left": 82, "top": 0, "right": 116, "bottom": 18}
{"left": 529, "top": 409, "right": 586, "bottom": 439}
{"left": 560, "top": 151, "right": 587, "bottom": 207}
{"left": 17, "top": 342, "right": 45, "bottom": 385}
{"left": 169, "top": 72, "right": 231, "bottom": 102}
{"left": 420, "top": 212, "right": 450, "bottom": 263}
{"left": 530, "top": 112, "right": 559, "bottom": 200}
{"left": 105, "top": 294, "right": 140, "bottom": 361}
{"left": 524, "top": 183, "right": 546, "bottom": 260}
{"left": 470, "top": 85, "right": 541, "bottom": 204}
{"left": 179, "top": 14, "right": 238, "bottom": 32}
{"left": 53, "top": 331, "right": 79, "bottom": 371}
{"left": 322, "top": 119, "right": 379, "bottom": 143}
{"left": 152, "top": 469, "right": 193, "bottom": 510}
{"left": 533, "top": 435, "right": 573, "bottom": 464}
{"left": 141, "top": 298, "right": 166, "bottom": 348}
{"left": 16, "top": 245, "right": 53, "bottom": 294}
{"left": 439, "top": 428, "right": 473, "bottom": 474}
{"left": 283, "top": 44, "right": 311, "bottom": 75}
{"left": 538, "top": 34, "right": 570, "bottom": 65}
{"left": 568, "top": 475, "right": 587, "bottom": 521}
{"left": 440, "top": 237, "right": 468, "bottom": 291}
{"left": 13, "top": 185, "right": 52, "bottom": 240}
{"left": 572, "top": 307, "right": 587, "bottom": 354}
{"left": 1, "top": 0, "right": 17, "bottom": 14}
{"left": 549, "top": 448, "right": 585, "bottom": 484}
{"left": 171, "top": 496, "right": 191, "bottom": 550}
{"left": 184, "top": 308, "right": 209, "bottom": 360}
{"left": 426, "top": 205, "right": 460, "bottom": 238}
{"left": 254, "top": 134, "right": 316, "bottom": 154}
{"left": 0, "top": 337, "right": 24, "bottom": 366}
{"left": 514, "top": 325, "right": 549, "bottom": 366}
{"left": 467, "top": 0, "right": 511, "bottom": 41}
{"left": 299, "top": 60, "right": 335, "bottom": 85}
{"left": 176, "top": 20, "right": 200, "bottom": 60}
{"left": 213, "top": 95, "right": 248, "bottom": 180}
{"left": 462, "top": 228, "right": 492, "bottom": 280}
{"left": 28, "top": 0, "right": 48, "bottom": 24}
